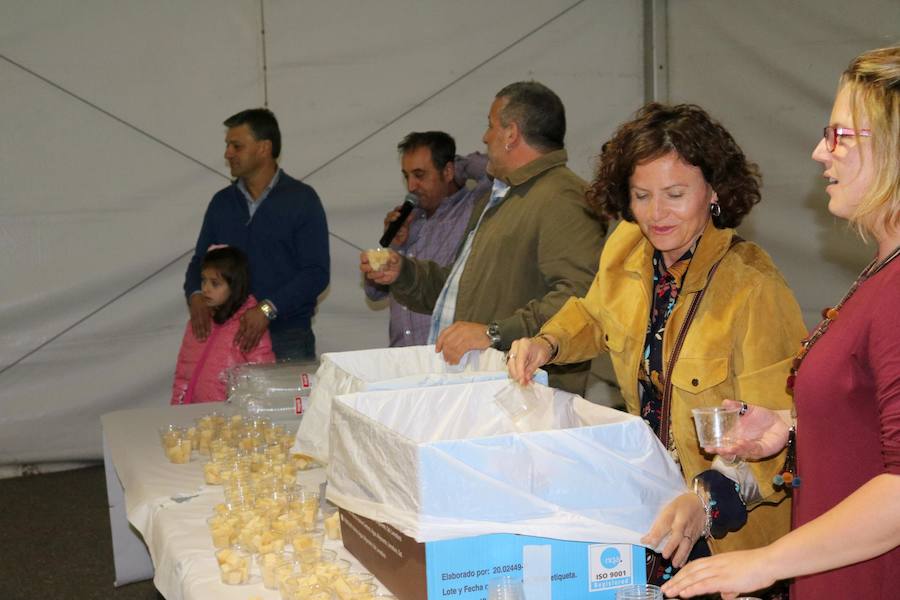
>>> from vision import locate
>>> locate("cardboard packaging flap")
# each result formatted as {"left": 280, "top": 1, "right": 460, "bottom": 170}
{"left": 327, "top": 379, "right": 685, "bottom": 545}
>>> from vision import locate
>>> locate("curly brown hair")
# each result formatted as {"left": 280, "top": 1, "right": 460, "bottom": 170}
{"left": 587, "top": 103, "right": 761, "bottom": 228}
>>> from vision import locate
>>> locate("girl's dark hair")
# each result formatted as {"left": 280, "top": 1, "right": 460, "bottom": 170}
{"left": 587, "top": 103, "right": 761, "bottom": 228}
{"left": 201, "top": 247, "right": 250, "bottom": 324}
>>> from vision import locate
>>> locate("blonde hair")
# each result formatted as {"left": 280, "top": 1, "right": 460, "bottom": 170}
{"left": 840, "top": 45, "right": 900, "bottom": 237}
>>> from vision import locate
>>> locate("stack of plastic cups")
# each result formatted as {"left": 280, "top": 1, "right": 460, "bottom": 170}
{"left": 238, "top": 429, "right": 264, "bottom": 453}
{"left": 263, "top": 423, "right": 287, "bottom": 444}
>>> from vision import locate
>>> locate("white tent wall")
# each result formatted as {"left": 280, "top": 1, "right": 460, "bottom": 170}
{"left": 666, "top": 1, "right": 900, "bottom": 325}
{"left": 0, "top": 1, "right": 896, "bottom": 475}
{"left": 0, "top": 0, "right": 642, "bottom": 474}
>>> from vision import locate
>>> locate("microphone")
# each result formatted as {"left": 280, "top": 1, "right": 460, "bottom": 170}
{"left": 379, "top": 193, "right": 418, "bottom": 247}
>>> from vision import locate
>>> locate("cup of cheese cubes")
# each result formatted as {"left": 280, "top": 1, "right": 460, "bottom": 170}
{"left": 365, "top": 248, "right": 391, "bottom": 272}
{"left": 159, "top": 425, "right": 192, "bottom": 464}
{"left": 215, "top": 545, "right": 253, "bottom": 585}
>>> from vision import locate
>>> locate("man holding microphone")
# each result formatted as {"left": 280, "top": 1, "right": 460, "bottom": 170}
{"left": 361, "top": 82, "right": 606, "bottom": 394}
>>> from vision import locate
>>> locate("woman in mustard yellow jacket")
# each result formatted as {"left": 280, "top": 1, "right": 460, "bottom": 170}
{"left": 508, "top": 103, "right": 807, "bottom": 590}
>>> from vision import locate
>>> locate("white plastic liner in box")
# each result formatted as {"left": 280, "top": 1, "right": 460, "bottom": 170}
{"left": 326, "top": 379, "right": 686, "bottom": 545}
{"left": 293, "top": 345, "right": 546, "bottom": 462}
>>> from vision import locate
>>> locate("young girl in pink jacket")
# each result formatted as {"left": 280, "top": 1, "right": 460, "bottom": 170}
{"left": 171, "top": 246, "right": 275, "bottom": 404}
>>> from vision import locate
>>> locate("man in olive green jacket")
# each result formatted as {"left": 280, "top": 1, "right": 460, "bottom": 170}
{"left": 361, "top": 82, "right": 607, "bottom": 394}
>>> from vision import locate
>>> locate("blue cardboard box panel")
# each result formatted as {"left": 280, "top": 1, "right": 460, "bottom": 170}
{"left": 340, "top": 509, "right": 646, "bottom": 600}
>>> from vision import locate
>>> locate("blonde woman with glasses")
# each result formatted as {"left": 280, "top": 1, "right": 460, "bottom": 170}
{"left": 662, "top": 44, "right": 900, "bottom": 600}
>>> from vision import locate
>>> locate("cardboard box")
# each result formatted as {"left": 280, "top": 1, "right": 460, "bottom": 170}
{"left": 326, "top": 381, "right": 684, "bottom": 544}
{"left": 340, "top": 509, "right": 646, "bottom": 600}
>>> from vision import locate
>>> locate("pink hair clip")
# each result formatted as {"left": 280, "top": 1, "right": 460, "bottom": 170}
{"left": 207, "top": 244, "right": 229, "bottom": 251}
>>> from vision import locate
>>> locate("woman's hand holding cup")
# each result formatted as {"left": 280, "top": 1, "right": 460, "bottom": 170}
{"left": 506, "top": 335, "right": 555, "bottom": 386}
{"left": 702, "top": 399, "right": 792, "bottom": 460}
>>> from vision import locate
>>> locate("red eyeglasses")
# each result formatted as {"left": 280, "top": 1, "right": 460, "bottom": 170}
{"left": 824, "top": 126, "right": 871, "bottom": 152}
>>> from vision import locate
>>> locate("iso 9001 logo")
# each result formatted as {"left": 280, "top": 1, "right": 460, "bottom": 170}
{"left": 588, "top": 544, "right": 633, "bottom": 592}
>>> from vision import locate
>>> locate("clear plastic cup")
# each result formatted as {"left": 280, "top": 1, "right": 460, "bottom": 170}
{"left": 279, "top": 574, "right": 303, "bottom": 599}
{"left": 292, "top": 583, "right": 334, "bottom": 600}
{"left": 158, "top": 424, "right": 184, "bottom": 448}
{"left": 691, "top": 406, "right": 741, "bottom": 447}
{"left": 273, "top": 511, "right": 302, "bottom": 537}
{"left": 203, "top": 461, "right": 223, "bottom": 485}
{"left": 615, "top": 584, "right": 664, "bottom": 600}
{"left": 215, "top": 546, "right": 254, "bottom": 585}
{"left": 207, "top": 515, "right": 236, "bottom": 549}
{"left": 257, "top": 528, "right": 287, "bottom": 554}
{"left": 322, "top": 504, "right": 342, "bottom": 540}
{"left": 295, "top": 547, "right": 336, "bottom": 572}
{"left": 289, "top": 527, "right": 325, "bottom": 552}
{"left": 346, "top": 571, "right": 374, "bottom": 587}
{"left": 159, "top": 426, "right": 192, "bottom": 464}
{"left": 236, "top": 514, "right": 271, "bottom": 553}
{"left": 290, "top": 488, "right": 320, "bottom": 529}
{"left": 338, "top": 581, "right": 377, "bottom": 599}
{"left": 313, "top": 557, "right": 352, "bottom": 588}
{"left": 260, "top": 550, "right": 294, "bottom": 590}
{"left": 184, "top": 425, "right": 200, "bottom": 450}
{"left": 365, "top": 248, "right": 390, "bottom": 271}
{"left": 494, "top": 383, "right": 540, "bottom": 425}
{"left": 329, "top": 571, "right": 376, "bottom": 600}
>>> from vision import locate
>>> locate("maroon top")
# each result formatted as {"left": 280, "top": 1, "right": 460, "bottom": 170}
{"left": 792, "top": 257, "right": 900, "bottom": 599}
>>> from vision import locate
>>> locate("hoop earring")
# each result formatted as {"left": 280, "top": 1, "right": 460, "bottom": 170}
{"left": 504, "top": 144, "right": 511, "bottom": 152}
{"left": 710, "top": 202, "right": 721, "bottom": 217}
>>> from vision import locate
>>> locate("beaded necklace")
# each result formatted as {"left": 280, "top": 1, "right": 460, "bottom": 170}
{"left": 777, "top": 243, "right": 900, "bottom": 490}
{"left": 788, "top": 243, "right": 900, "bottom": 392}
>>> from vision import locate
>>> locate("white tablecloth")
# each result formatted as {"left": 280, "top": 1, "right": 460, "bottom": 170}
{"left": 101, "top": 405, "right": 376, "bottom": 600}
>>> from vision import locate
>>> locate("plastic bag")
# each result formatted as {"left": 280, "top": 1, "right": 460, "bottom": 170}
{"left": 293, "top": 345, "right": 546, "bottom": 462}
{"left": 326, "top": 379, "right": 686, "bottom": 545}
{"left": 225, "top": 361, "right": 318, "bottom": 423}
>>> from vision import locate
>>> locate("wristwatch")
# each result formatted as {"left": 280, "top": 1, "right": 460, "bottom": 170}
{"left": 485, "top": 321, "right": 502, "bottom": 349}
{"left": 258, "top": 300, "right": 277, "bottom": 321}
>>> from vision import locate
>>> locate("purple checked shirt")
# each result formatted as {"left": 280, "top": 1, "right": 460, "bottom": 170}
{"left": 365, "top": 179, "right": 489, "bottom": 346}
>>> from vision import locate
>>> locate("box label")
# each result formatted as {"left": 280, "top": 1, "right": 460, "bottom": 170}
{"left": 588, "top": 544, "right": 634, "bottom": 591}
{"left": 427, "top": 534, "right": 645, "bottom": 600}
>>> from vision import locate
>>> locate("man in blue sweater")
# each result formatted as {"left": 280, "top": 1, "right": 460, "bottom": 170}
{"left": 184, "top": 108, "right": 329, "bottom": 361}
